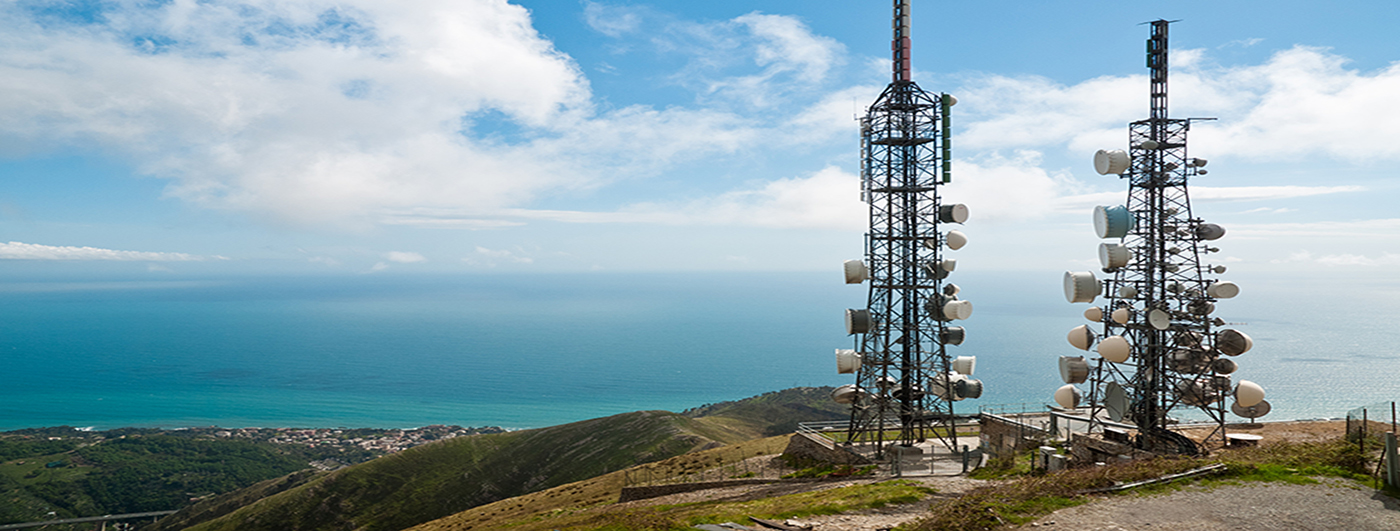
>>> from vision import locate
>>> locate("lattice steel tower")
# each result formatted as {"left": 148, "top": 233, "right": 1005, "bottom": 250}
{"left": 831, "top": 0, "right": 980, "bottom": 458}
{"left": 1057, "top": 21, "right": 1268, "bottom": 454}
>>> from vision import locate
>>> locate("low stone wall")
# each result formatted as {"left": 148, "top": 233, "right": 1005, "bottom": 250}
{"left": 618, "top": 478, "right": 836, "bottom": 503}
{"left": 1068, "top": 432, "right": 1156, "bottom": 464}
{"left": 980, "top": 413, "right": 1050, "bottom": 459}
{"left": 781, "top": 432, "right": 871, "bottom": 466}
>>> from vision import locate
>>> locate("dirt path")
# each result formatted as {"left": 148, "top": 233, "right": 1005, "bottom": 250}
{"left": 1013, "top": 479, "right": 1400, "bottom": 530}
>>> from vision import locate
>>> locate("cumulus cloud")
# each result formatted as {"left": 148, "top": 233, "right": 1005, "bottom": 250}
{"left": 949, "top": 46, "right": 1400, "bottom": 162}
{"left": 0, "top": 241, "right": 217, "bottom": 261}
{"left": 0, "top": 0, "right": 789, "bottom": 228}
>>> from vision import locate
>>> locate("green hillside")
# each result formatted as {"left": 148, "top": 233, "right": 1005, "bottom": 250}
{"left": 171, "top": 387, "right": 843, "bottom": 531}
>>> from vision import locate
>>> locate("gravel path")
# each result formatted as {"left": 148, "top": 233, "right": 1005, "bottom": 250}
{"left": 1014, "top": 479, "right": 1400, "bottom": 531}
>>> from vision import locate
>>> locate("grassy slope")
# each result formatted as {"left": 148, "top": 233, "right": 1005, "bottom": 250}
{"left": 172, "top": 387, "right": 844, "bottom": 531}
{"left": 183, "top": 411, "right": 724, "bottom": 531}
{"left": 405, "top": 435, "right": 796, "bottom": 531}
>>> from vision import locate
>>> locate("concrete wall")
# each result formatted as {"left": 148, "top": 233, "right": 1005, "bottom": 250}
{"left": 781, "top": 432, "right": 871, "bottom": 466}
{"left": 979, "top": 413, "right": 1050, "bottom": 459}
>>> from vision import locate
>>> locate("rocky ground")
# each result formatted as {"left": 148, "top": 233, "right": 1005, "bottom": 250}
{"left": 630, "top": 420, "right": 1400, "bottom": 531}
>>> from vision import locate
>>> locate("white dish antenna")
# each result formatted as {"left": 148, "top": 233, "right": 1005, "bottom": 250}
{"left": 1231, "top": 399, "right": 1271, "bottom": 419}
{"left": 843, "top": 260, "right": 869, "bottom": 284}
{"left": 952, "top": 355, "right": 977, "bottom": 376}
{"left": 1093, "top": 205, "right": 1135, "bottom": 239}
{"left": 1216, "top": 329, "right": 1253, "bottom": 356}
{"left": 1054, "top": 384, "right": 1083, "bottom": 409}
{"left": 1098, "top": 335, "right": 1131, "bottom": 363}
{"left": 1207, "top": 281, "right": 1239, "bottom": 299}
{"left": 1234, "top": 380, "right": 1266, "bottom": 408}
{"left": 1059, "top": 356, "right": 1090, "bottom": 384}
{"left": 1063, "top": 271, "right": 1101, "bottom": 303}
{"left": 1067, "top": 324, "right": 1095, "bottom": 350}
{"left": 1094, "top": 149, "right": 1130, "bottom": 175}
{"left": 831, "top": 384, "right": 861, "bottom": 404}
{"left": 1195, "top": 223, "right": 1226, "bottom": 241}
{"left": 939, "top": 203, "right": 970, "bottom": 224}
{"left": 835, "top": 349, "right": 862, "bottom": 374}
{"left": 1084, "top": 307, "right": 1103, "bottom": 322}
{"left": 1118, "top": 285, "right": 1139, "bottom": 299}
{"left": 942, "top": 300, "right": 973, "bottom": 320}
{"left": 944, "top": 230, "right": 968, "bottom": 250}
{"left": 1111, "top": 307, "right": 1132, "bottom": 324}
{"left": 1099, "top": 243, "right": 1132, "bottom": 269}
{"left": 1148, "top": 308, "right": 1172, "bottom": 330}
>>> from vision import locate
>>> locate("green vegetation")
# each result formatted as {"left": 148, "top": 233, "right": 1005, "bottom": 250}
{"left": 178, "top": 388, "right": 844, "bottom": 531}
{"left": 908, "top": 436, "right": 1378, "bottom": 531}
{"left": 429, "top": 479, "right": 935, "bottom": 531}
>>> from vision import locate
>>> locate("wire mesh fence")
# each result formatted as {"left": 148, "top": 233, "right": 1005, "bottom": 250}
{"left": 1345, "top": 401, "right": 1398, "bottom": 448}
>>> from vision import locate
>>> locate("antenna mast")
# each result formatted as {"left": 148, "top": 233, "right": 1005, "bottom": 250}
{"left": 833, "top": 0, "right": 979, "bottom": 459}
{"left": 1059, "top": 21, "right": 1269, "bottom": 454}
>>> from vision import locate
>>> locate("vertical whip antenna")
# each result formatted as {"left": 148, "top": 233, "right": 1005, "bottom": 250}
{"left": 893, "top": 0, "right": 912, "bottom": 82}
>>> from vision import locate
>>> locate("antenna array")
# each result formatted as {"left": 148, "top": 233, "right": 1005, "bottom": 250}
{"left": 831, "top": 0, "right": 981, "bottom": 458}
{"left": 1056, "top": 21, "right": 1268, "bottom": 454}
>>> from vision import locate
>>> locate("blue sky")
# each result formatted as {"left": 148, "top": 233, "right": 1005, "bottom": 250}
{"left": 0, "top": 0, "right": 1397, "bottom": 276}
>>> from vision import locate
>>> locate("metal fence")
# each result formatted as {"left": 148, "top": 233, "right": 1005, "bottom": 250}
{"left": 1345, "top": 401, "right": 1399, "bottom": 489}
{"left": 1345, "top": 401, "right": 1398, "bottom": 448}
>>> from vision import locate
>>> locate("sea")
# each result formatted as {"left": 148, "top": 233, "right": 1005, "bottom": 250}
{"left": 1, "top": 270, "right": 1397, "bottom": 431}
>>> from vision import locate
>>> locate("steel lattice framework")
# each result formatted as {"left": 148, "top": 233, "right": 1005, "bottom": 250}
{"left": 1063, "top": 21, "right": 1262, "bottom": 454}
{"left": 839, "top": 0, "right": 975, "bottom": 458}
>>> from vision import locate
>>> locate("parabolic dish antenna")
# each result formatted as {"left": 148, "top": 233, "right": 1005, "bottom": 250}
{"left": 1093, "top": 205, "right": 1135, "bottom": 239}
{"left": 1094, "top": 149, "right": 1130, "bottom": 175}
{"left": 1231, "top": 399, "right": 1272, "bottom": 419}
{"left": 1059, "top": 356, "right": 1090, "bottom": 384}
{"left": 1064, "top": 271, "right": 1101, "bottom": 303}
{"left": 1104, "top": 381, "right": 1129, "bottom": 422}
{"left": 1148, "top": 309, "right": 1172, "bottom": 330}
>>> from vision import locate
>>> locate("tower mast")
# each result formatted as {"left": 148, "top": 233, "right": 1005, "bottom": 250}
{"left": 834, "top": 0, "right": 978, "bottom": 459}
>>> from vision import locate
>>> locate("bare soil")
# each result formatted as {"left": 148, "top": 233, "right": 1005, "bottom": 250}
{"left": 623, "top": 420, "right": 1400, "bottom": 531}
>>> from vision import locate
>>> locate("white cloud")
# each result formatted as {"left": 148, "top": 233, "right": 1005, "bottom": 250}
{"left": 0, "top": 0, "right": 594, "bottom": 225}
{"left": 1057, "top": 184, "right": 1363, "bottom": 213}
{"left": 948, "top": 46, "right": 1400, "bottom": 162}
{"left": 467, "top": 246, "right": 533, "bottom": 265}
{"left": 942, "top": 151, "right": 1086, "bottom": 223}
{"left": 1229, "top": 218, "right": 1400, "bottom": 238}
{"left": 0, "top": 241, "right": 215, "bottom": 261}
{"left": 583, "top": 2, "right": 642, "bottom": 37}
{"left": 383, "top": 251, "right": 426, "bottom": 263}
{"left": 1269, "top": 249, "right": 1400, "bottom": 266}
{"left": 621, "top": 165, "right": 864, "bottom": 229}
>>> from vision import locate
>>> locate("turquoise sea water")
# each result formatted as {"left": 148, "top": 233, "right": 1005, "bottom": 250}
{"left": 1, "top": 271, "right": 1396, "bottom": 430}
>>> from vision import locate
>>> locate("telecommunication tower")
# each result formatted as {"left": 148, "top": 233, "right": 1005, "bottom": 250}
{"left": 831, "top": 0, "right": 980, "bottom": 458}
{"left": 1056, "top": 20, "right": 1269, "bottom": 454}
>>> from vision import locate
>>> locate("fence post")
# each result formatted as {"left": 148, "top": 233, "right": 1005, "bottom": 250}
{"left": 1386, "top": 432, "right": 1399, "bottom": 489}
{"left": 1364, "top": 409, "right": 1369, "bottom": 454}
